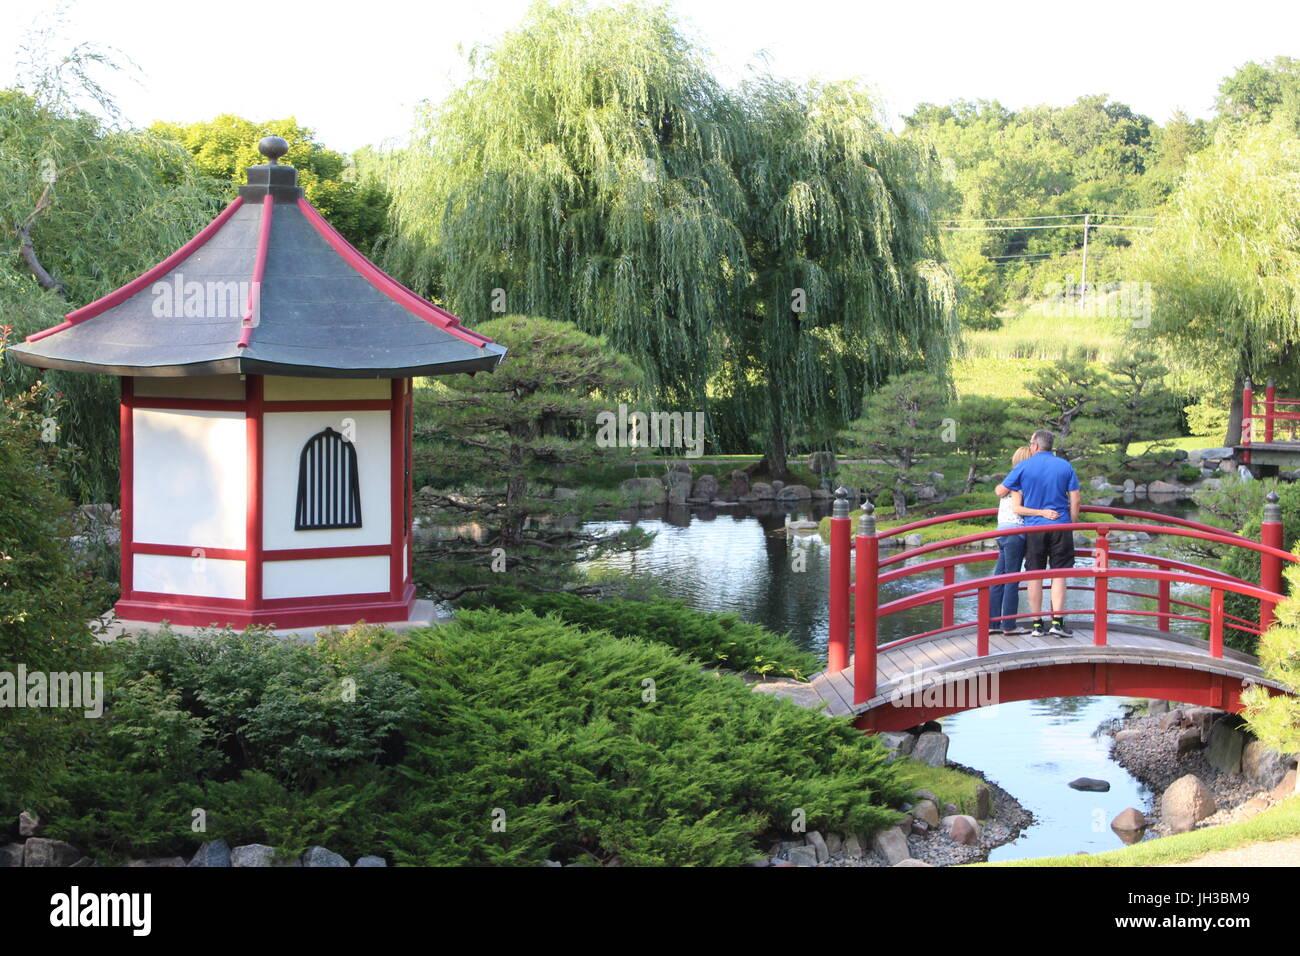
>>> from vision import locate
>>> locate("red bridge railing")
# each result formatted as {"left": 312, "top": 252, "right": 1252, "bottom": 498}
{"left": 1242, "top": 377, "right": 1300, "bottom": 457}
{"left": 827, "top": 489, "right": 1292, "bottom": 706}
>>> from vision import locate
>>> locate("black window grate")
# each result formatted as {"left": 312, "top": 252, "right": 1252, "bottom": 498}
{"left": 294, "top": 426, "right": 362, "bottom": 530}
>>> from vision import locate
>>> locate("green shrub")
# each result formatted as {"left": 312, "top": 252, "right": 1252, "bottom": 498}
{"left": 386, "top": 610, "right": 906, "bottom": 866}
{"left": 103, "top": 624, "right": 420, "bottom": 787}
{"left": 1177, "top": 464, "right": 1203, "bottom": 483}
{"left": 13, "top": 623, "right": 419, "bottom": 861}
{"left": 0, "top": 382, "right": 105, "bottom": 673}
{"left": 458, "top": 587, "right": 817, "bottom": 678}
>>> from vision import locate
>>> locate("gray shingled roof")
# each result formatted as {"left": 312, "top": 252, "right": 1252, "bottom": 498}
{"left": 7, "top": 153, "right": 505, "bottom": 379}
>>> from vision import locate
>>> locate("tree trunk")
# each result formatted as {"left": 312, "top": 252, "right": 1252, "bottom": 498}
{"left": 894, "top": 476, "right": 908, "bottom": 519}
{"left": 963, "top": 462, "right": 977, "bottom": 495}
{"left": 1225, "top": 372, "right": 1245, "bottom": 448}
{"left": 766, "top": 377, "right": 790, "bottom": 480}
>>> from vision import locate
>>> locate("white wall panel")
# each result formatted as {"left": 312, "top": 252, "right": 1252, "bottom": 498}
{"left": 263, "top": 556, "right": 391, "bottom": 600}
{"left": 134, "top": 553, "right": 246, "bottom": 600}
{"left": 133, "top": 408, "right": 247, "bottom": 549}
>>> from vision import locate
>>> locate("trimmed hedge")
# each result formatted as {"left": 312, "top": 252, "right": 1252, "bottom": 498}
{"left": 459, "top": 587, "right": 817, "bottom": 678}
{"left": 385, "top": 609, "right": 905, "bottom": 866}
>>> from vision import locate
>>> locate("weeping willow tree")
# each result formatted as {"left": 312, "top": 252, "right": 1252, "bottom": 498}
{"left": 721, "top": 77, "right": 957, "bottom": 474}
{"left": 0, "top": 44, "right": 222, "bottom": 501}
{"left": 383, "top": 0, "right": 956, "bottom": 475}
{"left": 1136, "top": 121, "right": 1300, "bottom": 446}
{"left": 384, "top": 0, "right": 743, "bottom": 412}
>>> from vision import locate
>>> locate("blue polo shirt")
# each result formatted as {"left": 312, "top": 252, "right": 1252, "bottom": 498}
{"left": 1002, "top": 450, "right": 1080, "bottom": 526}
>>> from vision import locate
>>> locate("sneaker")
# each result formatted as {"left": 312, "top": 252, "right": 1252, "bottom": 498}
{"left": 1029, "top": 619, "right": 1046, "bottom": 637}
{"left": 1048, "top": 617, "right": 1073, "bottom": 638}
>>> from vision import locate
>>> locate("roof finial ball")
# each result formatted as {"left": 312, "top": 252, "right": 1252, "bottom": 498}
{"left": 258, "top": 135, "right": 289, "bottom": 165}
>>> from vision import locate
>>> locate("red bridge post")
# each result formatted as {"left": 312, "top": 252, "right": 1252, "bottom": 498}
{"left": 1157, "top": 580, "right": 1171, "bottom": 632}
{"left": 1260, "top": 490, "right": 1284, "bottom": 632}
{"left": 827, "top": 487, "right": 851, "bottom": 673}
{"left": 1265, "top": 378, "right": 1276, "bottom": 444}
{"left": 854, "top": 501, "right": 879, "bottom": 705}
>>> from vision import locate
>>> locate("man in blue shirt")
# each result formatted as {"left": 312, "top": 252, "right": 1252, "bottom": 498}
{"left": 995, "top": 429, "right": 1081, "bottom": 637}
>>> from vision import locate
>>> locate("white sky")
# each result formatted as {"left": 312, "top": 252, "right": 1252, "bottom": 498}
{"left": 4, "top": 0, "right": 1298, "bottom": 152}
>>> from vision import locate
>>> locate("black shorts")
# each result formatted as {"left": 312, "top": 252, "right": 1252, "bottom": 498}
{"left": 1024, "top": 527, "right": 1075, "bottom": 571}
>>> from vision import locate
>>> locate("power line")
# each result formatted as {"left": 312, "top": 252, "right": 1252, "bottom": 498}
{"left": 936, "top": 212, "right": 1156, "bottom": 224}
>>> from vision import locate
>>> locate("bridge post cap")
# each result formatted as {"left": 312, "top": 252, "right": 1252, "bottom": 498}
{"left": 1244, "top": 376, "right": 1254, "bottom": 389}
{"left": 1267, "top": 490, "right": 1280, "bottom": 503}
{"left": 1268, "top": 377, "right": 1275, "bottom": 387}
{"left": 833, "top": 486, "right": 850, "bottom": 519}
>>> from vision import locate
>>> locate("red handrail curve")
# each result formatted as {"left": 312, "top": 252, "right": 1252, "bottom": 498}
{"left": 826, "top": 500, "right": 1292, "bottom": 707}
{"left": 879, "top": 505, "right": 1254, "bottom": 543}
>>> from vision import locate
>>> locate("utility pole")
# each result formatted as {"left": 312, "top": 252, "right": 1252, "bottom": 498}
{"left": 1079, "top": 213, "right": 1090, "bottom": 312}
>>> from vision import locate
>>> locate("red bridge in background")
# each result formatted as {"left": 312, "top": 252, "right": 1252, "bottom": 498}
{"left": 814, "top": 491, "right": 1294, "bottom": 732}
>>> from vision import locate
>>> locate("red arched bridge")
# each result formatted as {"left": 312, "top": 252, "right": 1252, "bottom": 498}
{"left": 813, "top": 491, "right": 1295, "bottom": 732}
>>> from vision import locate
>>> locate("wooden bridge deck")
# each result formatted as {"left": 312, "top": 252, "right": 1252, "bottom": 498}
{"left": 806, "top": 623, "right": 1281, "bottom": 718}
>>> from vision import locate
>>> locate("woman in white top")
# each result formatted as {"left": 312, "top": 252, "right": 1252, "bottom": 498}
{"left": 990, "top": 446, "right": 1033, "bottom": 635}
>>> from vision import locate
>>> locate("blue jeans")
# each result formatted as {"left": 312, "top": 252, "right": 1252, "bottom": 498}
{"left": 989, "top": 532, "right": 1027, "bottom": 630}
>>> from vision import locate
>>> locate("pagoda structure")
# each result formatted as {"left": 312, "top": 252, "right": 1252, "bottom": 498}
{"left": 8, "top": 137, "right": 506, "bottom": 629}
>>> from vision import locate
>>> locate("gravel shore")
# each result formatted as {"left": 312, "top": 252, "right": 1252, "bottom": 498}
{"left": 1106, "top": 705, "right": 1279, "bottom": 835}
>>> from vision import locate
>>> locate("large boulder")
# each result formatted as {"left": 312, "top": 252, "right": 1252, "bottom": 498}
{"left": 892, "top": 858, "right": 933, "bottom": 867}
{"left": 911, "top": 799, "right": 941, "bottom": 827}
{"left": 871, "top": 827, "right": 911, "bottom": 866}
{"left": 0, "top": 843, "right": 24, "bottom": 867}
{"left": 776, "top": 484, "right": 812, "bottom": 501}
{"left": 620, "top": 476, "right": 666, "bottom": 503}
{"left": 786, "top": 845, "right": 819, "bottom": 866}
{"left": 1177, "top": 728, "right": 1203, "bottom": 755}
{"left": 302, "top": 846, "right": 350, "bottom": 867}
{"left": 188, "top": 840, "right": 231, "bottom": 868}
{"left": 23, "top": 838, "right": 81, "bottom": 867}
{"left": 726, "top": 470, "right": 750, "bottom": 499}
{"left": 805, "top": 831, "right": 829, "bottom": 864}
{"left": 231, "top": 844, "right": 278, "bottom": 867}
{"left": 945, "top": 815, "right": 981, "bottom": 846}
{"left": 690, "top": 474, "right": 720, "bottom": 501}
{"left": 1205, "top": 718, "right": 1246, "bottom": 775}
{"left": 664, "top": 470, "right": 692, "bottom": 505}
{"left": 974, "top": 784, "right": 992, "bottom": 820}
{"left": 879, "top": 731, "right": 915, "bottom": 756}
{"left": 1110, "top": 808, "right": 1147, "bottom": 833}
{"left": 1068, "top": 777, "right": 1110, "bottom": 792}
{"left": 1161, "top": 774, "right": 1216, "bottom": 834}
{"left": 354, "top": 855, "right": 388, "bottom": 867}
{"left": 911, "top": 731, "right": 949, "bottom": 767}
{"left": 18, "top": 811, "right": 40, "bottom": 838}
{"left": 1242, "top": 740, "right": 1291, "bottom": 789}
{"left": 1271, "top": 769, "right": 1298, "bottom": 801}
{"left": 749, "top": 482, "right": 775, "bottom": 500}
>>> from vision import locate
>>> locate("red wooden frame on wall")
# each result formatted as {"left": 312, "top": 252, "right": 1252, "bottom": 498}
{"left": 114, "top": 374, "right": 416, "bottom": 629}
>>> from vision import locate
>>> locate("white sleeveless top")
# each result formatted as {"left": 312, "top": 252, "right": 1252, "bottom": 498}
{"left": 997, "top": 494, "right": 1023, "bottom": 529}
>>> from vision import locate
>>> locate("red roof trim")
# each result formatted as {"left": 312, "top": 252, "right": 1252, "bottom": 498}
{"left": 295, "top": 198, "right": 492, "bottom": 348}
{"left": 237, "top": 195, "right": 274, "bottom": 350}
{"left": 25, "top": 197, "right": 246, "bottom": 344}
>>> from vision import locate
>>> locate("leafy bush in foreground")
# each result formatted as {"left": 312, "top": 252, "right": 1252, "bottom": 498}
{"left": 16, "top": 625, "right": 417, "bottom": 861}
{"left": 459, "top": 587, "right": 817, "bottom": 678}
{"left": 386, "top": 609, "right": 904, "bottom": 866}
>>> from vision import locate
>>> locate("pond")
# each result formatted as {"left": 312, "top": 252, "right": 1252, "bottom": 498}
{"left": 581, "top": 495, "right": 1212, "bottom": 859}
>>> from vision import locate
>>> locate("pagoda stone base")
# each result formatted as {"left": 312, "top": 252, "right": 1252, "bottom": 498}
{"left": 105, "top": 591, "right": 438, "bottom": 640}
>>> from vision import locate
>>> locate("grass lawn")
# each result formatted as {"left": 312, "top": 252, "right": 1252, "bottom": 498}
{"left": 1128, "top": 433, "right": 1221, "bottom": 455}
{"left": 977, "top": 796, "right": 1300, "bottom": 867}
{"left": 895, "top": 759, "right": 988, "bottom": 817}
